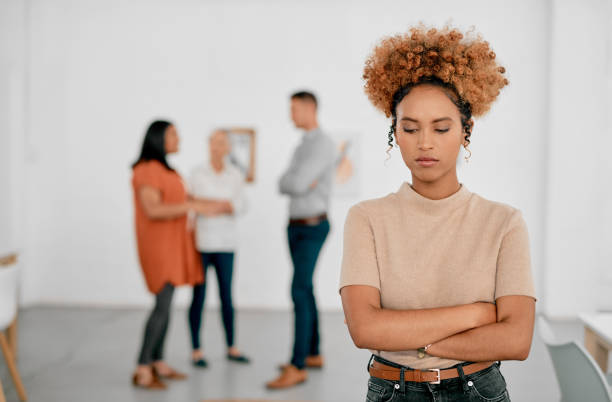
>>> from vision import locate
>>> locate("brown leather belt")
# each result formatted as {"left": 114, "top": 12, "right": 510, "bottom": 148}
{"left": 289, "top": 213, "right": 328, "bottom": 226}
{"left": 369, "top": 359, "right": 496, "bottom": 384}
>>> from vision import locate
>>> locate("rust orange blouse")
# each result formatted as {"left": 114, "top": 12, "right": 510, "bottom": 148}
{"left": 132, "top": 160, "right": 203, "bottom": 294}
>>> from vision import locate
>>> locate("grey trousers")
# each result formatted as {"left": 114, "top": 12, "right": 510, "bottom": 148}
{"left": 138, "top": 283, "right": 174, "bottom": 365}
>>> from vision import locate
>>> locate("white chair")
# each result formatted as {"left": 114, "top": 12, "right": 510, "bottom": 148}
{"left": 538, "top": 316, "right": 612, "bottom": 402}
{"left": 0, "top": 260, "right": 27, "bottom": 402}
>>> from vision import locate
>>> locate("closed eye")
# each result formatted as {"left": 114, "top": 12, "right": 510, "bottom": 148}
{"left": 402, "top": 128, "right": 418, "bottom": 134}
{"left": 435, "top": 128, "right": 450, "bottom": 133}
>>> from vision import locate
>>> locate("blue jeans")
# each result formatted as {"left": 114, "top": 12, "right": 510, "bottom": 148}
{"left": 366, "top": 356, "right": 511, "bottom": 402}
{"left": 189, "top": 252, "right": 235, "bottom": 349}
{"left": 288, "top": 220, "right": 330, "bottom": 369}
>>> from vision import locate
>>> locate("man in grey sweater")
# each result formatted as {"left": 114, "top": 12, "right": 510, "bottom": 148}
{"left": 267, "top": 91, "right": 336, "bottom": 389}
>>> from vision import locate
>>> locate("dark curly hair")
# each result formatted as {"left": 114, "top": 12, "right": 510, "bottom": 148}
{"left": 363, "top": 25, "right": 508, "bottom": 150}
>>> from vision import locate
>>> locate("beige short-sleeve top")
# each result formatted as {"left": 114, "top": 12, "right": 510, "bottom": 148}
{"left": 339, "top": 183, "right": 536, "bottom": 369}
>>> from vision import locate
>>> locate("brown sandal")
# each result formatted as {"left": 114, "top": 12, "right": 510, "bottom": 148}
{"left": 152, "top": 366, "right": 188, "bottom": 380}
{"left": 131, "top": 372, "right": 167, "bottom": 390}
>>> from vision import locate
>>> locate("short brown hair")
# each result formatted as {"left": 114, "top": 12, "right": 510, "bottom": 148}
{"left": 290, "top": 91, "right": 318, "bottom": 108}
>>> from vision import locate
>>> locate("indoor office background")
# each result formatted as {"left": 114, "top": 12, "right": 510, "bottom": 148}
{"left": 0, "top": 0, "right": 611, "bottom": 401}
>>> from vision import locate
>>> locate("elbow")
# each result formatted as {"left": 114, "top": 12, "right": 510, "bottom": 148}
{"left": 347, "top": 322, "right": 373, "bottom": 350}
{"left": 279, "top": 176, "right": 294, "bottom": 194}
{"left": 498, "top": 317, "right": 534, "bottom": 361}
{"left": 279, "top": 179, "right": 308, "bottom": 196}
{"left": 504, "top": 336, "right": 532, "bottom": 361}
{"left": 281, "top": 185, "right": 306, "bottom": 196}
{"left": 514, "top": 342, "right": 532, "bottom": 361}
{"left": 279, "top": 183, "right": 292, "bottom": 195}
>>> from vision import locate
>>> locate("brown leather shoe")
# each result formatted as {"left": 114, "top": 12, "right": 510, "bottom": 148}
{"left": 152, "top": 366, "right": 188, "bottom": 380}
{"left": 278, "top": 355, "right": 324, "bottom": 370}
{"left": 305, "top": 355, "right": 324, "bottom": 368}
{"left": 266, "top": 364, "right": 308, "bottom": 389}
{"left": 132, "top": 372, "right": 167, "bottom": 390}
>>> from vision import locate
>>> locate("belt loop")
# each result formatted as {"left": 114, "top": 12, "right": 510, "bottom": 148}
{"left": 366, "top": 355, "right": 374, "bottom": 373}
{"left": 456, "top": 364, "right": 469, "bottom": 393}
{"left": 399, "top": 367, "right": 405, "bottom": 393}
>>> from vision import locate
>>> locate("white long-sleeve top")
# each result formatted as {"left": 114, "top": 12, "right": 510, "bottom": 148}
{"left": 189, "top": 162, "right": 247, "bottom": 252}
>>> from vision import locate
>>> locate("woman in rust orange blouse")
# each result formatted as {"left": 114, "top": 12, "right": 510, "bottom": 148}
{"left": 131, "top": 120, "right": 233, "bottom": 389}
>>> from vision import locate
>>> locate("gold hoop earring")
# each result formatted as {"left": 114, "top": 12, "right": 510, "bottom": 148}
{"left": 463, "top": 144, "right": 472, "bottom": 163}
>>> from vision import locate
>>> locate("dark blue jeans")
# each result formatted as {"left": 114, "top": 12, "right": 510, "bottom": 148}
{"left": 288, "top": 220, "right": 330, "bottom": 369}
{"left": 366, "top": 356, "right": 511, "bottom": 402}
{"left": 188, "top": 252, "right": 235, "bottom": 349}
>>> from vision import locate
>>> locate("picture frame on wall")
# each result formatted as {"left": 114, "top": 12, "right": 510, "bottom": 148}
{"left": 226, "top": 127, "right": 256, "bottom": 183}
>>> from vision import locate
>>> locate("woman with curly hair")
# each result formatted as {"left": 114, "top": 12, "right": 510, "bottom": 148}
{"left": 340, "top": 26, "right": 536, "bottom": 401}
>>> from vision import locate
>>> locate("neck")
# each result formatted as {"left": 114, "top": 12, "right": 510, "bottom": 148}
{"left": 302, "top": 120, "right": 319, "bottom": 132}
{"left": 210, "top": 157, "right": 224, "bottom": 172}
{"left": 410, "top": 170, "right": 461, "bottom": 200}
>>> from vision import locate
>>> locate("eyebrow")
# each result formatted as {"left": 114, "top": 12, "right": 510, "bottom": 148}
{"left": 400, "top": 117, "right": 452, "bottom": 123}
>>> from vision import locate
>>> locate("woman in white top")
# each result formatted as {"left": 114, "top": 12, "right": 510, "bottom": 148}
{"left": 188, "top": 130, "right": 250, "bottom": 367}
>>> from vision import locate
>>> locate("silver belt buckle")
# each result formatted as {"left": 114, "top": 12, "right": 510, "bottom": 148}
{"left": 428, "top": 368, "right": 441, "bottom": 384}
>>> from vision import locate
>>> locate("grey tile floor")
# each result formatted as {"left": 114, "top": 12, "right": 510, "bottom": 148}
{"left": 0, "top": 307, "right": 602, "bottom": 402}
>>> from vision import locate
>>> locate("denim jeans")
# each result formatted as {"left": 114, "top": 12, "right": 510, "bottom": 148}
{"left": 189, "top": 252, "right": 235, "bottom": 349}
{"left": 366, "top": 356, "right": 511, "bottom": 402}
{"left": 287, "top": 220, "right": 330, "bottom": 369}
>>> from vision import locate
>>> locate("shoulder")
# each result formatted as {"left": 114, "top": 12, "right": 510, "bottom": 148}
{"left": 470, "top": 193, "right": 526, "bottom": 231}
{"left": 346, "top": 192, "right": 399, "bottom": 222}
{"left": 132, "top": 160, "right": 177, "bottom": 188}
{"left": 133, "top": 160, "right": 167, "bottom": 176}
{"left": 317, "top": 131, "right": 336, "bottom": 149}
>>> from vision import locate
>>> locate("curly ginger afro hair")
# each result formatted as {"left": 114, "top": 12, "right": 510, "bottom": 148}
{"left": 363, "top": 25, "right": 509, "bottom": 119}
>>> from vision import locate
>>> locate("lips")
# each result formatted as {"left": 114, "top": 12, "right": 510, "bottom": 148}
{"left": 415, "top": 157, "right": 439, "bottom": 167}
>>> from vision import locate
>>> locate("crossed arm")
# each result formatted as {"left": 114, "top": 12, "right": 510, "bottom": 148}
{"left": 340, "top": 285, "right": 535, "bottom": 362}
{"left": 279, "top": 141, "right": 333, "bottom": 195}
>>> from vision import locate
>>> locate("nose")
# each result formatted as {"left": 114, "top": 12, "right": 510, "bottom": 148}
{"left": 416, "top": 129, "right": 433, "bottom": 150}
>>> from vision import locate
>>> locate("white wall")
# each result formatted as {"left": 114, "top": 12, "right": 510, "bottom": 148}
{"left": 15, "top": 0, "right": 550, "bottom": 310}
{"left": 543, "top": 0, "right": 612, "bottom": 318}
{"left": 0, "top": 0, "right": 27, "bottom": 285}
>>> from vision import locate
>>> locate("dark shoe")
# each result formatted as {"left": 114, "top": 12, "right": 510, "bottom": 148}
{"left": 192, "top": 357, "right": 208, "bottom": 368}
{"left": 227, "top": 353, "right": 250, "bottom": 364}
{"left": 266, "top": 364, "right": 307, "bottom": 389}
{"left": 132, "top": 372, "right": 167, "bottom": 390}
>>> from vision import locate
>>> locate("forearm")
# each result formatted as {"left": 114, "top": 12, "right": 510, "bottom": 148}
{"left": 145, "top": 202, "right": 189, "bottom": 220}
{"left": 427, "top": 320, "right": 532, "bottom": 362}
{"left": 347, "top": 304, "right": 485, "bottom": 351}
{"left": 279, "top": 160, "right": 325, "bottom": 195}
{"left": 191, "top": 198, "right": 233, "bottom": 215}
